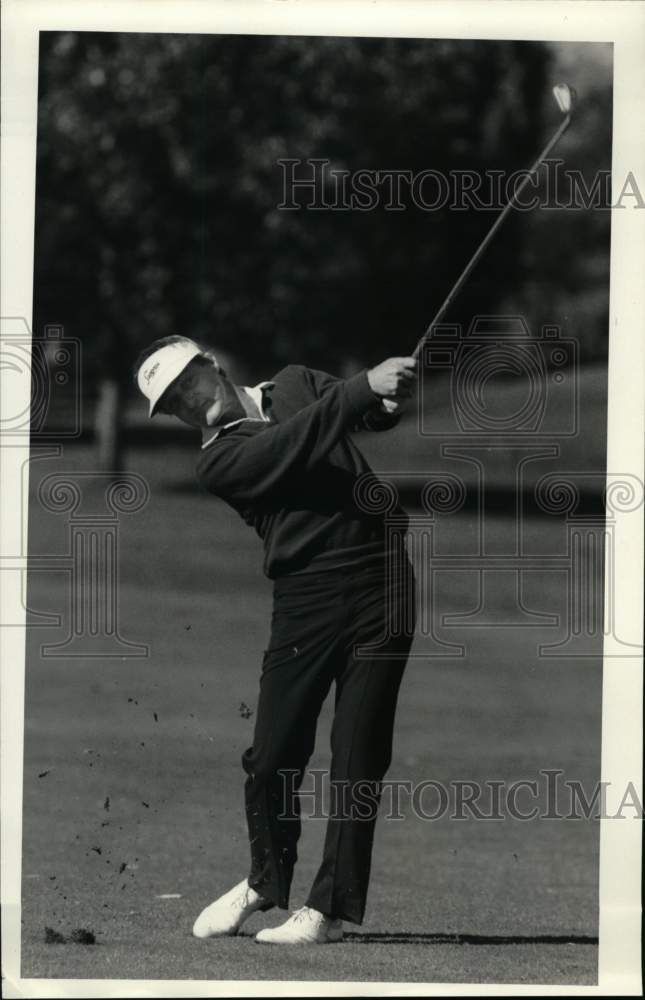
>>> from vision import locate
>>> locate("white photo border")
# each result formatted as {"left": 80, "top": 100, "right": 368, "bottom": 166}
{"left": 1, "top": 1, "right": 643, "bottom": 996}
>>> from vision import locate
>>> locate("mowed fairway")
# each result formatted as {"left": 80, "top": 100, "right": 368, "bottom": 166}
{"left": 20, "top": 424, "right": 602, "bottom": 985}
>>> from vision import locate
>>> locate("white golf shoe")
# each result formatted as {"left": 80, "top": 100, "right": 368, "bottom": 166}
{"left": 192, "top": 878, "right": 273, "bottom": 938}
{"left": 255, "top": 905, "right": 343, "bottom": 944}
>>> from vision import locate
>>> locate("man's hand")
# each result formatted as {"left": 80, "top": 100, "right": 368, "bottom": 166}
{"left": 367, "top": 357, "right": 417, "bottom": 399}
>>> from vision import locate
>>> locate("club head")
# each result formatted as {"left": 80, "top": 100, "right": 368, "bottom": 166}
{"left": 553, "top": 83, "right": 576, "bottom": 115}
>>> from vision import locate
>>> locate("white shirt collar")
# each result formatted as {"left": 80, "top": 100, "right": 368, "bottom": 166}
{"left": 201, "top": 381, "right": 275, "bottom": 449}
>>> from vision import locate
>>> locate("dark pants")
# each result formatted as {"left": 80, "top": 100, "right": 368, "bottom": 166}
{"left": 243, "top": 552, "right": 416, "bottom": 924}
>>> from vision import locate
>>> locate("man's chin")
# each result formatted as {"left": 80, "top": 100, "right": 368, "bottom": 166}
{"left": 204, "top": 401, "right": 223, "bottom": 426}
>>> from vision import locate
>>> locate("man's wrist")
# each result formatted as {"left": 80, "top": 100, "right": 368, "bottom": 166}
{"left": 344, "top": 368, "right": 382, "bottom": 415}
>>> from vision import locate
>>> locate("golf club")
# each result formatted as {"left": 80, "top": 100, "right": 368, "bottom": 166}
{"left": 411, "top": 83, "right": 576, "bottom": 362}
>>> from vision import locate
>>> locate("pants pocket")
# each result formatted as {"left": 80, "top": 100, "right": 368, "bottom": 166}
{"left": 261, "top": 641, "right": 301, "bottom": 672}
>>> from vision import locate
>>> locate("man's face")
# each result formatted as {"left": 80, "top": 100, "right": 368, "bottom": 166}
{"left": 155, "top": 357, "right": 244, "bottom": 429}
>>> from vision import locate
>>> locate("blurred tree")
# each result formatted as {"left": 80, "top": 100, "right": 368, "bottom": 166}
{"left": 33, "top": 33, "right": 571, "bottom": 462}
{"left": 507, "top": 43, "right": 613, "bottom": 364}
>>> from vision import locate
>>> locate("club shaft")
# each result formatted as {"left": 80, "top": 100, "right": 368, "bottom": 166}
{"left": 412, "top": 112, "right": 572, "bottom": 361}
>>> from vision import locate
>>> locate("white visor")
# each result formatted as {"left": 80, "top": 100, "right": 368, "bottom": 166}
{"left": 137, "top": 340, "right": 205, "bottom": 416}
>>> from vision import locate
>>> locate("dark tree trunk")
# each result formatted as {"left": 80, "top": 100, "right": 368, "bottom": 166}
{"left": 94, "top": 376, "right": 123, "bottom": 472}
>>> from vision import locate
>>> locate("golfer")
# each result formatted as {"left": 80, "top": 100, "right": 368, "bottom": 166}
{"left": 134, "top": 336, "right": 418, "bottom": 944}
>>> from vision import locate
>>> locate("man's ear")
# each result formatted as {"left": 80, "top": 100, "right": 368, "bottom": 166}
{"left": 201, "top": 350, "right": 228, "bottom": 379}
{"left": 201, "top": 349, "right": 221, "bottom": 372}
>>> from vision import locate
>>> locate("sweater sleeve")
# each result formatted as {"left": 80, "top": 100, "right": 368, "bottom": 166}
{"left": 303, "top": 366, "right": 402, "bottom": 433}
{"left": 196, "top": 367, "right": 381, "bottom": 503}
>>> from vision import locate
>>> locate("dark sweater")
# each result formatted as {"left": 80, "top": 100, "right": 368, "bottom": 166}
{"left": 196, "top": 364, "right": 410, "bottom": 578}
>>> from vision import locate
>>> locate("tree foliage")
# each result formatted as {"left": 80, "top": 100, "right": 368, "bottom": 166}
{"left": 33, "top": 33, "right": 609, "bottom": 389}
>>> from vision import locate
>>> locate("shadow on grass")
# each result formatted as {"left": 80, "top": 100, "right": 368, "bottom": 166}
{"left": 161, "top": 477, "right": 606, "bottom": 517}
{"left": 342, "top": 931, "right": 598, "bottom": 946}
